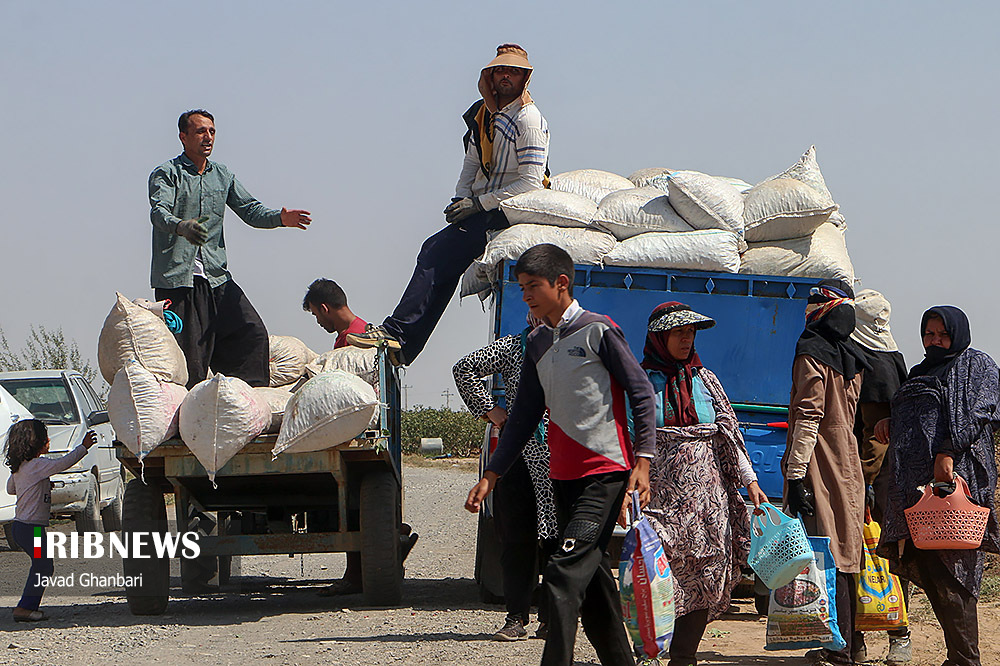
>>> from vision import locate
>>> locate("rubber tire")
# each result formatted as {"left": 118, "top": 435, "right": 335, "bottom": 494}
{"left": 122, "top": 479, "right": 170, "bottom": 615}
{"left": 474, "top": 513, "right": 504, "bottom": 604}
{"left": 360, "top": 468, "right": 402, "bottom": 606}
{"left": 3, "top": 522, "right": 21, "bottom": 552}
{"left": 180, "top": 510, "right": 219, "bottom": 593}
{"left": 755, "top": 592, "right": 770, "bottom": 616}
{"left": 74, "top": 476, "right": 103, "bottom": 533}
{"left": 101, "top": 477, "right": 123, "bottom": 532}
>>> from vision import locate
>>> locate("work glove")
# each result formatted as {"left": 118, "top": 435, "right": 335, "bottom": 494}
{"left": 786, "top": 478, "right": 815, "bottom": 518}
{"left": 176, "top": 216, "right": 209, "bottom": 246}
{"left": 444, "top": 197, "right": 482, "bottom": 224}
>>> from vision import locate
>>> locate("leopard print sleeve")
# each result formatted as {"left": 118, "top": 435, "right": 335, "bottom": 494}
{"left": 452, "top": 335, "right": 521, "bottom": 417}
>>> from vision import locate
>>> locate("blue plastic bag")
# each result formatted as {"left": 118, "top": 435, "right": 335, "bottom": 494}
{"left": 765, "top": 535, "right": 846, "bottom": 652}
{"left": 619, "top": 491, "right": 675, "bottom": 659}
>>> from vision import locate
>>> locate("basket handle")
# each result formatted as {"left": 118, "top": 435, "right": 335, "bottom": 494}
{"left": 954, "top": 474, "right": 973, "bottom": 498}
{"left": 927, "top": 473, "right": 972, "bottom": 499}
{"left": 751, "top": 502, "right": 786, "bottom": 536}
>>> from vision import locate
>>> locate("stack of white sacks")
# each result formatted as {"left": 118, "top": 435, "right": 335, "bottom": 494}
{"left": 100, "top": 294, "right": 378, "bottom": 483}
{"left": 463, "top": 146, "right": 853, "bottom": 299}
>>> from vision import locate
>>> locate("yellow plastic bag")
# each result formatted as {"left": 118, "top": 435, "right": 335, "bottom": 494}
{"left": 855, "top": 519, "right": 907, "bottom": 631}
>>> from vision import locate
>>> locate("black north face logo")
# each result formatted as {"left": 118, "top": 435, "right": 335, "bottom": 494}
{"left": 567, "top": 346, "right": 586, "bottom": 357}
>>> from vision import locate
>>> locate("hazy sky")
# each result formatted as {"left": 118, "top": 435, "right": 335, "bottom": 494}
{"left": 2, "top": 2, "right": 997, "bottom": 407}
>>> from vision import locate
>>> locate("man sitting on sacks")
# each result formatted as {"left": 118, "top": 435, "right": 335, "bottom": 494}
{"left": 149, "top": 109, "right": 312, "bottom": 389}
{"left": 347, "top": 44, "right": 549, "bottom": 366}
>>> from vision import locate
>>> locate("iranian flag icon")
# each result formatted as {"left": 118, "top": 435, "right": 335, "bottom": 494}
{"left": 33, "top": 526, "right": 42, "bottom": 558}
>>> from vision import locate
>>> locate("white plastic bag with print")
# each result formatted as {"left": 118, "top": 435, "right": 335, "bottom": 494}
{"left": 619, "top": 491, "right": 675, "bottom": 660}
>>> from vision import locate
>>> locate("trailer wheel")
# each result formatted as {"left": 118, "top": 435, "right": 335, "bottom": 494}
{"left": 755, "top": 592, "right": 770, "bottom": 616}
{"left": 101, "top": 477, "right": 124, "bottom": 532}
{"left": 360, "top": 468, "right": 402, "bottom": 606}
{"left": 74, "top": 476, "right": 103, "bottom": 533}
{"left": 122, "top": 479, "right": 170, "bottom": 615}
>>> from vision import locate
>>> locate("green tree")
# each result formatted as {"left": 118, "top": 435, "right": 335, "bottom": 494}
{"left": 0, "top": 325, "right": 100, "bottom": 388}
{"left": 400, "top": 405, "right": 488, "bottom": 457}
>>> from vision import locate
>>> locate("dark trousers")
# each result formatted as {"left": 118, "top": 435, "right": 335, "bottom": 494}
{"left": 832, "top": 570, "right": 857, "bottom": 664}
{"left": 494, "top": 456, "right": 552, "bottom": 625}
{"left": 382, "top": 210, "right": 508, "bottom": 363}
{"left": 665, "top": 609, "right": 710, "bottom": 666}
{"left": 543, "top": 471, "right": 634, "bottom": 666}
{"left": 12, "top": 522, "right": 54, "bottom": 611}
{"left": 905, "top": 547, "right": 980, "bottom": 666}
{"left": 156, "top": 277, "right": 269, "bottom": 389}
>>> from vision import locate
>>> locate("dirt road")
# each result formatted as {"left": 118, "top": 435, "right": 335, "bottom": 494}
{"left": 1, "top": 459, "right": 998, "bottom": 665}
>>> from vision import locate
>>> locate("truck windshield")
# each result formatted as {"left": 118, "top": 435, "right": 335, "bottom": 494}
{"left": 0, "top": 378, "right": 79, "bottom": 425}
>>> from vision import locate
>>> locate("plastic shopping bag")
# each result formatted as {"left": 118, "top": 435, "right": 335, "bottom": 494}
{"left": 855, "top": 519, "right": 908, "bottom": 631}
{"left": 619, "top": 491, "right": 675, "bottom": 659}
{"left": 765, "top": 535, "right": 846, "bottom": 652}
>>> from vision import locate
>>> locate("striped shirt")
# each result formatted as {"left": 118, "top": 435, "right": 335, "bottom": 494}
{"left": 455, "top": 99, "right": 549, "bottom": 211}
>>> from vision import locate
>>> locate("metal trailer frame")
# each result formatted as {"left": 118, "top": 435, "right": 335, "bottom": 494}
{"left": 114, "top": 349, "right": 403, "bottom": 616}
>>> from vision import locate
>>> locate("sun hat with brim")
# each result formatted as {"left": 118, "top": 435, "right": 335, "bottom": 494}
{"left": 850, "top": 289, "right": 898, "bottom": 352}
{"left": 483, "top": 46, "right": 532, "bottom": 72}
{"left": 648, "top": 303, "right": 716, "bottom": 333}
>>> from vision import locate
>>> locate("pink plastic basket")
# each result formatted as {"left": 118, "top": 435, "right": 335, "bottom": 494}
{"left": 904, "top": 475, "right": 990, "bottom": 550}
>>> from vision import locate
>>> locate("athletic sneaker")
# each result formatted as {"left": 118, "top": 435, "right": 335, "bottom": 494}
{"left": 534, "top": 623, "right": 548, "bottom": 640}
{"left": 493, "top": 618, "right": 527, "bottom": 641}
{"left": 886, "top": 635, "right": 912, "bottom": 665}
{"left": 346, "top": 324, "right": 402, "bottom": 351}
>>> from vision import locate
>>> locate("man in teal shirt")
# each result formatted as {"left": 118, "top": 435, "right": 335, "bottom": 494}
{"left": 149, "top": 109, "right": 311, "bottom": 389}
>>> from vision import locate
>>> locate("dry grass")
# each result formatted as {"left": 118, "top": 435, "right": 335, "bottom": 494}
{"left": 402, "top": 453, "right": 479, "bottom": 473}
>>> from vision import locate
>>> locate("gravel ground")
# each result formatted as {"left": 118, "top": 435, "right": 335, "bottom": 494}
{"left": 1, "top": 459, "right": 998, "bottom": 665}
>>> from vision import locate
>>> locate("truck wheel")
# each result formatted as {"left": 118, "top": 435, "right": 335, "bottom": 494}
{"left": 3, "top": 523, "right": 21, "bottom": 552}
{"left": 755, "top": 592, "right": 770, "bottom": 616}
{"left": 181, "top": 509, "right": 219, "bottom": 593}
{"left": 122, "top": 479, "right": 170, "bottom": 615}
{"left": 360, "top": 468, "right": 402, "bottom": 606}
{"left": 74, "top": 476, "right": 103, "bottom": 533}
{"left": 101, "top": 477, "right": 124, "bottom": 532}
{"left": 474, "top": 513, "right": 504, "bottom": 604}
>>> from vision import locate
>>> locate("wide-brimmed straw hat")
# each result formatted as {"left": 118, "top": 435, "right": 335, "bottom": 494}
{"left": 483, "top": 43, "right": 532, "bottom": 71}
{"left": 647, "top": 302, "right": 716, "bottom": 333}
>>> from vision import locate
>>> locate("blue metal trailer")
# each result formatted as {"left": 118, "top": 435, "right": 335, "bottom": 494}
{"left": 475, "top": 260, "right": 817, "bottom": 604}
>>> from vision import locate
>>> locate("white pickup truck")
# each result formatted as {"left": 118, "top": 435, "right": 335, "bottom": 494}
{"left": 0, "top": 370, "right": 123, "bottom": 550}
